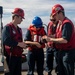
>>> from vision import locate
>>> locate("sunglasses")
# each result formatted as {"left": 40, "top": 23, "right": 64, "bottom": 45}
{"left": 50, "top": 19, "right": 56, "bottom": 22}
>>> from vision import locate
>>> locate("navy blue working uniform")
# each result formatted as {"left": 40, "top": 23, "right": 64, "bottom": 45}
{"left": 45, "top": 22, "right": 58, "bottom": 75}
{"left": 56, "top": 22, "right": 75, "bottom": 75}
{"left": 50, "top": 4, "right": 75, "bottom": 75}
{"left": 24, "top": 16, "right": 46, "bottom": 75}
{"left": 24, "top": 29, "right": 46, "bottom": 75}
{"left": 2, "top": 25, "right": 22, "bottom": 75}
{"left": 2, "top": 8, "right": 25, "bottom": 75}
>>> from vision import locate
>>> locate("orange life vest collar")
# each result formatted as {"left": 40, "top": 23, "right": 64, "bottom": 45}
{"left": 28, "top": 25, "right": 45, "bottom": 50}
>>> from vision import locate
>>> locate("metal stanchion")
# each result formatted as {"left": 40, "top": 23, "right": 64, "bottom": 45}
{"left": 0, "top": 6, "right": 9, "bottom": 73}
{"left": 0, "top": 6, "right": 3, "bottom": 54}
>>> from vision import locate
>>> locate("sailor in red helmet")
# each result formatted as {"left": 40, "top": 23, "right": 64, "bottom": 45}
{"left": 42, "top": 4, "right": 75, "bottom": 75}
{"left": 2, "top": 8, "right": 26, "bottom": 75}
{"left": 45, "top": 14, "right": 58, "bottom": 75}
{"left": 24, "top": 16, "right": 46, "bottom": 75}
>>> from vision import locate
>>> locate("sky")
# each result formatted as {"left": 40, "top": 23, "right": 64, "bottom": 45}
{"left": 0, "top": 0, "right": 75, "bottom": 28}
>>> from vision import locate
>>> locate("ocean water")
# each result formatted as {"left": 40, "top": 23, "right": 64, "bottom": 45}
{"left": 22, "top": 28, "right": 27, "bottom": 39}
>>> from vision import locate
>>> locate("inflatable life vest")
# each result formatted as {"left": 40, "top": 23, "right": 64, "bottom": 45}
{"left": 28, "top": 25, "right": 46, "bottom": 50}
{"left": 47, "top": 22, "right": 57, "bottom": 47}
{"left": 55, "top": 17, "right": 75, "bottom": 50}
{"left": 5, "top": 22, "right": 23, "bottom": 56}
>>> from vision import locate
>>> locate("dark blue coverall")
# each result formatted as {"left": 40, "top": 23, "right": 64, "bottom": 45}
{"left": 2, "top": 25, "right": 22, "bottom": 75}
{"left": 56, "top": 22, "right": 75, "bottom": 75}
{"left": 45, "top": 23, "right": 57, "bottom": 75}
{"left": 24, "top": 30, "right": 45, "bottom": 75}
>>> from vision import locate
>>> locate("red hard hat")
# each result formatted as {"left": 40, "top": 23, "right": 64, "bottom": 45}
{"left": 12, "top": 8, "right": 25, "bottom": 19}
{"left": 51, "top": 4, "right": 64, "bottom": 16}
